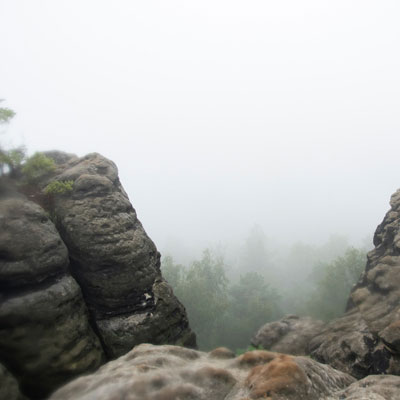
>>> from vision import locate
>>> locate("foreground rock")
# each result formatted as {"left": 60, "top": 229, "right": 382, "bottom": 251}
{"left": 251, "top": 315, "right": 325, "bottom": 355}
{"left": 45, "top": 153, "right": 196, "bottom": 357}
{"left": 0, "top": 363, "right": 25, "bottom": 400}
{"left": 0, "top": 151, "right": 195, "bottom": 397}
{"left": 332, "top": 374, "right": 400, "bottom": 400}
{"left": 310, "top": 189, "right": 400, "bottom": 378}
{"left": 50, "top": 343, "right": 355, "bottom": 400}
{"left": 0, "top": 196, "right": 104, "bottom": 398}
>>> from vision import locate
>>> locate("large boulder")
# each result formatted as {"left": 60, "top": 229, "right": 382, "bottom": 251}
{"left": 49, "top": 343, "right": 355, "bottom": 400}
{"left": 45, "top": 152, "right": 196, "bottom": 357}
{"left": 0, "top": 196, "right": 104, "bottom": 398}
{"left": 0, "top": 196, "right": 69, "bottom": 289}
{"left": 333, "top": 375, "right": 400, "bottom": 400}
{"left": 251, "top": 315, "right": 325, "bottom": 355}
{"left": 310, "top": 189, "right": 400, "bottom": 378}
{"left": 0, "top": 363, "right": 25, "bottom": 400}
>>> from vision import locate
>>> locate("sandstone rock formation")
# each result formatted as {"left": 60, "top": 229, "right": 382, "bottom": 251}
{"left": 251, "top": 315, "right": 325, "bottom": 356}
{"left": 310, "top": 189, "right": 400, "bottom": 377}
{"left": 46, "top": 153, "right": 196, "bottom": 357}
{"left": 0, "top": 152, "right": 196, "bottom": 398}
{"left": 0, "top": 363, "right": 25, "bottom": 400}
{"left": 0, "top": 196, "right": 105, "bottom": 398}
{"left": 49, "top": 343, "right": 355, "bottom": 400}
{"left": 332, "top": 374, "right": 400, "bottom": 400}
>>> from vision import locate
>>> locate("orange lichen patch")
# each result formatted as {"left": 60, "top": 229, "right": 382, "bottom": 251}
{"left": 209, "top": 347, "right": 236, "bottom": 359}
{"left": 245, "top": 356, "right": 308, "bottom": 399}
{"left": 236, "top": 350, "right": 281, "bottom": 367}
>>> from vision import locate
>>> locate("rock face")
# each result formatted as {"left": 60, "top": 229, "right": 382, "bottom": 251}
{"left": 0, "top": 363, "right": 25, "bottom": 400}
{"left": 333, "top": 374, "right": 400, "bottom": 400}
{"left": 310, "top": 189, "right": 400, "bottom": 378}
{"left": 50, "top": 343, "right": 355, "bottom": 400}
{"left": 47, "top": 153, "right": 196, "bottom": 357}
{"left": 0, "top": 152, "right": 195, "bottom": 397}
{"left": 251, "top": 315, "right": 325, "bottom": 356}
{"left": 0, "top": 196, "right": 105, "bottom": 398}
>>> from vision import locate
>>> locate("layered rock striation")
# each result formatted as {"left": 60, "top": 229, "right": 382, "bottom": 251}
{"left": 0, "top": 152, "right": 195, "bottom": 398}
{"left": 47, "top": 153, "right": 196, "bottom": 357}
{"left": 310, "top": 189, "right": 400, "bottom": 377}
{"left": 0, "top": 195, "right": 105, "bottom": 398}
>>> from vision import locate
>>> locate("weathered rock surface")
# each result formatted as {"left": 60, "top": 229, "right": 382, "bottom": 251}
{"left": 0, "top": 152, "right": 196, "bottom": 397}
{"left": 0, "top": 197, "right": 68, "bottom": 289}
{"left": 0, "top": 363, "right": 25, "bottom": 400}
{"left": 50, "top": 343, "right": 355, "bottom": 400}
{"left": 0, "top": 152, "right": 197, "bottom": 398}
{"left": 332, "top": 374, "right": 400, "bottom": 400}
{"left": 0, "top": 196, "right": 104, "bottom": 398}
{"left": 310, "top": 188, "right": 400, "bottom": 377}
{"left": 44, "top": 152, "right": 195, "bottom": 357}
{"left": 251, "top": 315, "right": 325, "bottom": 355}
{"left": 96, "top": 280, "right": 197, "bottom": 358}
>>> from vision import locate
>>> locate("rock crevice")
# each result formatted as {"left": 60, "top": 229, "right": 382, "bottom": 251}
{"left": 0, "top": 152, "right": 196, "bottom": 398}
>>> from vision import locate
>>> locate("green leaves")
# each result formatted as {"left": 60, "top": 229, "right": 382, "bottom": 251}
{"left": 307, "top": 247, "right": 366, "bottom": 321}
{"left": 44, "top": 180, "right": 74, "bottom": 195}
{"left": 162, "top": 251, "right": 281, "bottom": 351}
{"left": 162, "top": 250, "right": 229, "bottom": 350}
{"left": 0, "top": 102, "right": 16, "bottom": 124}
{"left": 0, "top": 146, "right": 26, "bottom": 175}
{"left": 21, "top": 153, "right": 56, "bottom": 184}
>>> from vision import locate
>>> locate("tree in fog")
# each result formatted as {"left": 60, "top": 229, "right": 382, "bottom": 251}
{"left": 220, "top": 272, "right": 281, "bottom": 350}
{"left": 162, "top": 250, "right": 229, "bottom": 350}
{"left": 162, "top": 249, "right": 282, "bottom": 351}
{"left": 307, "top": 247, "right": 366, "bottom": 320}
{"left": 0, "top": 101, "right": 15, "bottom": 124}
{"left": 240, "top": 225, "right": 273, "bottom": 277}
{"left": 0, "top": 102, "right": 26, "bottom": 178}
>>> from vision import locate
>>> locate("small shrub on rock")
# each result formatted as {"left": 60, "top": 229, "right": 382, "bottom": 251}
{"left": 44, "top": 180, "right": 74, "bottom": 195}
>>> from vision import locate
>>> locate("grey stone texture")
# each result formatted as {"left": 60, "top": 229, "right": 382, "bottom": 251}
{"left": 0, "top": 196, "right": 104, "bottom": 398}
{"left": 50, "top": 344, "right": 355, "bottom": 400}
{"left": 0, "top": 152, "right": 195, "bottom": 398}
{"left": 310, "top": 189, "right": 400, "bottom": 378}
{"left": 251, "top": 315, "right": 325, "bottom": 355}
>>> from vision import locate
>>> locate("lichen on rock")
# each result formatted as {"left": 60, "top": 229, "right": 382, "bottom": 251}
{"left": 49, "top": 344, "right": 355, "bottom": 400}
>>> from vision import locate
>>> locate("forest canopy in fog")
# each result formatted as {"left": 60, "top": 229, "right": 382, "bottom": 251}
{"left": 161, "top": 227, "right": 368, "bottom": 350}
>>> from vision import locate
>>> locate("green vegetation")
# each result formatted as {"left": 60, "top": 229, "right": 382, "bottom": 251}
{"left": 307, "top": 247, "right": 366, "bottom": 320}
{"left": 222, "top": 272, "right": 281, "bottom": 351}
{"left": 163, "top": 250, "right": 229, "bottom": 350}
{"left": 162, "top": 237, "right": 367, "bottom": 351}
{"left": 21, "top": 152, "right": 56, "bottom": 184}
{"left": 0, "top": 146, "right": 26, "bottom": 177}
{"left": 0, "top": 101, "right": 19, "bottom": 176}
{"left": 44, "top": 180, "right": 74, "bottom": 195}
{"left": 162, "top": 250, "right": 281, "bottom": 351}
{"left": 0, "top": 102, "right": 15, "bottom": 124}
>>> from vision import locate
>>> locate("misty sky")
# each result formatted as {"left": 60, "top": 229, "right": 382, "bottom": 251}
{"left": 1, "top": 1, "right": 399, "bottom": 254}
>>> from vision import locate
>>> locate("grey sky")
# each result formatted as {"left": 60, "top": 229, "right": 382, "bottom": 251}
{"left": 1, "top": 1, "right": 399, "bottom": 252}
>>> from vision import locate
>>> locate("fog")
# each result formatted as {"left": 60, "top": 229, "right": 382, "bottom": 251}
{"left": 1, "top": 0, "right": 400, "bottom": 258}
